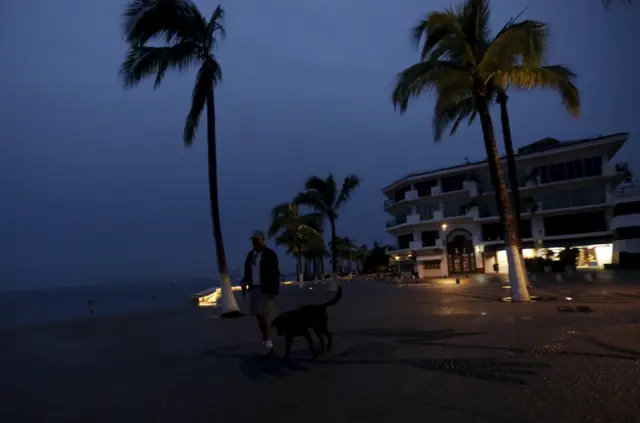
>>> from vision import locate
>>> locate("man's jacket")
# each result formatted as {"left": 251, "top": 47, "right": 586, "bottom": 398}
{"left": 242, "top": 247, "right": 280, "bottom": 296}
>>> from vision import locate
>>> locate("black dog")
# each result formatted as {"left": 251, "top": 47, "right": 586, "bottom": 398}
{"left": 271, "top": 286, "right": 342, "bottom": 360}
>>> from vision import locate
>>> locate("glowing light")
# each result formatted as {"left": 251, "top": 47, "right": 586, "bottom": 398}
{"left": 566, "top": 296, "right": 573, "bottom": 301}
{"left": 194, "top": 282, "right": 296, "bottom": 307}
{"left": 441, "top": 223, "right": 448, "bottom": 231}
{"left": 394, "top": 255, "right": 400, "bottom": 260}
{"left": 481, "top": 312, "right": 487, "bottom": 316}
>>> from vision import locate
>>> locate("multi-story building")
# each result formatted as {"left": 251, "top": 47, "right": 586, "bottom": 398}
{"left": 382, "top": 133, "right": 639, "bottom": 278}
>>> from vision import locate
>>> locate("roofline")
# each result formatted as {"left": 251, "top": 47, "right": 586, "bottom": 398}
{"left": 381, "top": 132, "right": 629, "bottom": 195}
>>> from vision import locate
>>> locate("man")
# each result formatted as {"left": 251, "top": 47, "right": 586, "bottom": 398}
{"left": 241, "top": 230, "right": 281, "bottom": 357}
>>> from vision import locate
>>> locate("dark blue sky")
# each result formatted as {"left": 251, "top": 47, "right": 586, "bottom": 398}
{"left": 1, "top": 0, "right": 638, "bottom": 288}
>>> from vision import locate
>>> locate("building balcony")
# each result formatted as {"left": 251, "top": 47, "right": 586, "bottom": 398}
{"left": 409, "top": 238, "right": 444, "bottom": 251}
{"left": 386, "top": 213, "right": 420, "bottom": 228}
{"left": 384, "top": 189, "right": 419, "bottom": 210}
{"left": 463, "top": 180, "right": 478, "bottom": 197}
{"left": 614, "top": 181, "right": 640, "bottom": 200}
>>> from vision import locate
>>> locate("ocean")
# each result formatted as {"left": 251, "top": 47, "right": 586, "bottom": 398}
{"left": 0, "top": 279, "right": 219, "bottom": 330}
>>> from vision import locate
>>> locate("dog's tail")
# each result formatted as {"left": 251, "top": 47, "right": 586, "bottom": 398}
{"left": 322, "top": 286, "right": 342, "bottom": 307}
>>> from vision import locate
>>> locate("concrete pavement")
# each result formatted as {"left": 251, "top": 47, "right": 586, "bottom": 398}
{"left": 1, "top": 280, "right": 639, "bottom": 423}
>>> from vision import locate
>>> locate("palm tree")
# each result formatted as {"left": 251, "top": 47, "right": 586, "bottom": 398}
{"left": 294, "top": 174, "right": 360, "bottom": 290}
{"left": 355, "top": 244, "right": 369, "bottom": 274}
{"left": 341, "top": 237, "right": 359, "bottom": 273}
{"left": 120, "top": 1, "right": 241, "bottom": 316}
{"left": 268, "top": 202, "right": 323, "bottom": 288}
{"left": 363, "top": 242, "right": 390, "bottom": 274}
{"left": 392, "top": 0, "right": 551, "bottom": 301}
{"left": 413, "top": 6, "right": 579, "bottom": 250}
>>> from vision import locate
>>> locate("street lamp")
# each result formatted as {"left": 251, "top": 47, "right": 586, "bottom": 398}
{"left": 441, "top": 223, "right": 448, "bottom": 231}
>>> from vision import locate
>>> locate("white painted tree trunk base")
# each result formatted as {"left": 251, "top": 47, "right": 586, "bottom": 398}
{"left": 219, "top": 273, "right": 240, "bottom": 313}
{"left": 505, "top": 245, "right": 531, "bottom": 302}
{"left": 328, "top": 279, "right": 340, "bottom": 292}
{"left": 298, "top": 273, "right": 304, "bottom": 288}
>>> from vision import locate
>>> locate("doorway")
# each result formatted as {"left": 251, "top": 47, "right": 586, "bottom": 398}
{"left": 447, "top": 233, "right": 476, "bottom": 273}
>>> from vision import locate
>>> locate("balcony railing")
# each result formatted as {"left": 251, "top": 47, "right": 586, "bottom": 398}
{"left": 384, "top": 199, "right": 395, "bottom": 208}
{"left": 386, "top": 215, "right": 408, "bottom": 228}
{"left": 615, "top": 181, "right": 640, "bottom": 199}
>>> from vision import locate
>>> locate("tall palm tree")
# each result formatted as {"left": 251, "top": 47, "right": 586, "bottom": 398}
{"left": 422, "top": 11, "right": 579, "bottom": 250}
{"left": 355, "top": 244, "right": 369, "bottom": 274}
{"left": 294, "top": 174, "right": 360, "bottom": 290}
{"left": 120, "top": 1, "right": 241, "bottom": 315}
{"left": 392, "top": 0, "right": 553, "bottom": 301}
{"left": 268, "top": 203, "right": 323, "bottom": 288}
{"left": 335, "top": 236, "right": 358, "bottom": 273}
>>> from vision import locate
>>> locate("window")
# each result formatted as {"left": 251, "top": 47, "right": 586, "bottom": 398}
{"left": 441, "top": 174, "right": 465, "bottom": 193}
{"left": 482, "top": 222, "right": 504, "bottom": 241}
{"left": 566, "top": 161, "right": 576, "bottom": 179}
{"left": 574, "top": 160, "right": 584, "bottom": 178}
{"left": 443, "top": 201, "right": 465, "bottom": 218}
{"left": 613, "top": 201, "right": 640, "bottom": 217}
{"left": 539, "top": 186, "right": 606, "bottom": 211}
{"left": 394, "top": 185, "right": 411, "bottom": 202}
{"left": 549, "top": 163, "right": 566, "bottom": 182}
{"left": 397, "top": 234, "right": 414, "bottom": 249}
{"left": 519, "top": 219, "right": 532, "bottom": 239}
{"left": 414, "top": 181, "right": 428, "bottom": 197}
{"left": 614, "top": 226, "right": 640, "bottom": 240}
{"left": 478, "top": 200, "right": 499, "bottom": 218}
{"left": 421, "top": 231, "right": 439, "bottom": 247}
{"left": 537, "top": 157, "right": 600, "bottom": 185}
{"left": 543, "top": 211, "right": 607, "bottom": 236}
{"left": 414, "top": 180, "right": 437, "bottom": 197}
{"left": 421, "top": 260, "right": 441, "bottom": 270}
{"left": 417, "top": 203, "right": 438, "bottom": 220}
{"left": 584, "top": 156, "right": 603, "bottom": 177}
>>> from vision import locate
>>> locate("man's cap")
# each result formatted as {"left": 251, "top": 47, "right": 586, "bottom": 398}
{"left": 250, "top": 230, "right": 266, "bottom": 240}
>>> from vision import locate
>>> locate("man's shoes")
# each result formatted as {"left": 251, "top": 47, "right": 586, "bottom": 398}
{"left": 260, "top": 340, "right": 276, "bottom": 358}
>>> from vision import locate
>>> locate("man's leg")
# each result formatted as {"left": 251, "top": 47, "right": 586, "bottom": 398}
{"left": 256, "top": 294, "right": 275, "bottom": 356}
{"left": 256, "top": 314, "right": 270, "bottom": 341}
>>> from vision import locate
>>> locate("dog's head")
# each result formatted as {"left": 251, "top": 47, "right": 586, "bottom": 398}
{"left": 271, "top": 314, "right": 284, "bottom": 336}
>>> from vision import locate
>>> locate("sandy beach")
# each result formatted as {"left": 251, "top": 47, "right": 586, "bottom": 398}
{"left": 1, "top": 279, "right": 640, "bottom": 422}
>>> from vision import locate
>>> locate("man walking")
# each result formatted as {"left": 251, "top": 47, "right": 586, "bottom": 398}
{"left": 241, "top": 230, "right": 280, "bottom": 357}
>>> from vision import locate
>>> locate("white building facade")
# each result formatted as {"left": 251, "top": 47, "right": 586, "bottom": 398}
{"left": 382, "top": 133, "right": 639, "bottom": 277}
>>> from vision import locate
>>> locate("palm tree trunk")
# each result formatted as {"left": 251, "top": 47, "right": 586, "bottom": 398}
{"left": 206, "top": 88, "right": 241, "bottom": 315}
{"left": 297, "top": 252, "right": 304, "bottom": 288}
{"left": 497, "top": 92, "right": 523, "bottom": 252}
{"left": 475, "top": 89, "right": 530, "bottom": 301}
{"left": 329, "top": 218, "right": 339, "bottom": 291}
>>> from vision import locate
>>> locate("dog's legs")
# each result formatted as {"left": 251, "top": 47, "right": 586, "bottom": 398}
{"left": 304, "top": 331, "right": 318, "bottom": 361}
{"left": 284, "top": 336, "right": 293, "bottom": 360}
{"left": 313, "top": 328, "right": 325, "bottom": 353}
{"left": 325, "top": 327, "right": 333, "bottom": 352}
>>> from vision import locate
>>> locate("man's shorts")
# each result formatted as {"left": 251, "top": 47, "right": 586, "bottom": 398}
{"left": 249, "top": 289, "right": 274, "bottom": 316}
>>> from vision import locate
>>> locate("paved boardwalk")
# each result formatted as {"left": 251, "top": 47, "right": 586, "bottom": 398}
{"left": 1, "top": 281, "right": 639, "bottom": 423}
